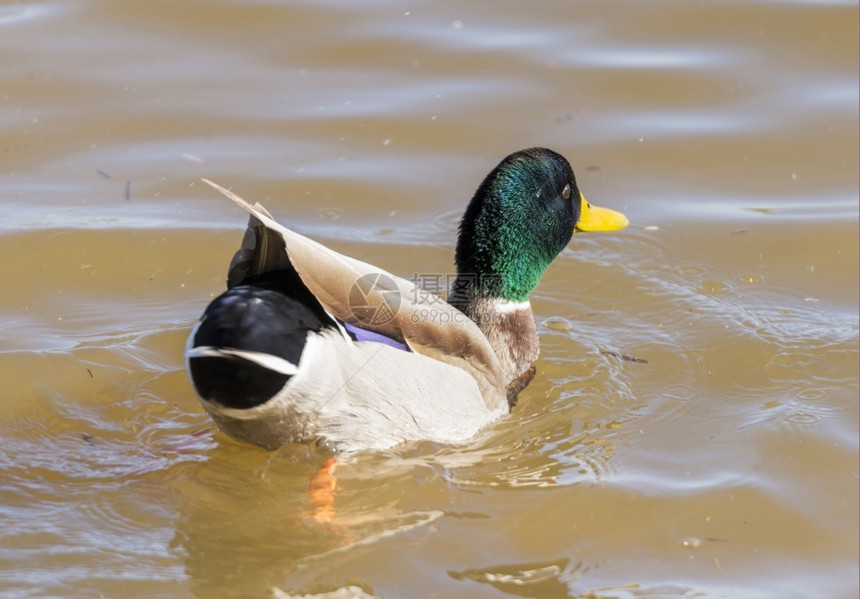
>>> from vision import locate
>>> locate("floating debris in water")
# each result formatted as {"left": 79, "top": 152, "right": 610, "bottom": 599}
{"left": 181, "top": 152, "right": 204, "bottom": 163}
{"left": 600, "top": 349, "right": 648, "bottom": 364}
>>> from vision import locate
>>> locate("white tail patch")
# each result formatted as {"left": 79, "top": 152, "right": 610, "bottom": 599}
{"left": 186, "top": 346, "right": 299, "bottom": 376}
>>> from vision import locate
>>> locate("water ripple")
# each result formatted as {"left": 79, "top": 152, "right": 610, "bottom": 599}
{"left": 0, "top": 3, "right": 58, "bottom": 28}
{"left": 571, "top": 45, "right": 738, "bottom": 69}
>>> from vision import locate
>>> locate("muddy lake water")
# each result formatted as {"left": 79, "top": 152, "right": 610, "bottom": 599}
{"left": 0, "top": 1, "right": 857, "bottom": 597}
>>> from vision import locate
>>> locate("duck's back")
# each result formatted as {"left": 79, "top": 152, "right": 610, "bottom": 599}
{"left": 186, "top": 183, "right": 508, "bottom": 452}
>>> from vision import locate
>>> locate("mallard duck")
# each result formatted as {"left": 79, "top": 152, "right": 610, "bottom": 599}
{"left": 186, "top": 148, "right": 627, "bottom": 452}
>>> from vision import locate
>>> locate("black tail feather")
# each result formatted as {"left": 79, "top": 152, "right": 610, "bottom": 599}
{"left": 188, "top": 266, "right": 335, "bottom": 409}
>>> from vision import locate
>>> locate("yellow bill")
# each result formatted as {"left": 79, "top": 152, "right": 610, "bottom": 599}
{"left": 574, "top": 192, "right": 628, "bottom": 232}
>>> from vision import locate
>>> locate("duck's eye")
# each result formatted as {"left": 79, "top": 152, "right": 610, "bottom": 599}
{"left": 562, "top": 184, "right": 571, "bottom": 199}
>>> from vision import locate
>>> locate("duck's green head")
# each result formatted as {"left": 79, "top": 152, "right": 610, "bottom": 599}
{"left": 454, "top": 147, "right": 627, "bottom": 303}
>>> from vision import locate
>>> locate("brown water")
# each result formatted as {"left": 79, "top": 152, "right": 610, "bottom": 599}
{"left": 0, "top": 1, "right": 857, "bottom": 598}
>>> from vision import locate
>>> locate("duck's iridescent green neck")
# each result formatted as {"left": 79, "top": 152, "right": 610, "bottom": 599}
{"left": 451, "top": 148, "right": 578, "bottom": 304}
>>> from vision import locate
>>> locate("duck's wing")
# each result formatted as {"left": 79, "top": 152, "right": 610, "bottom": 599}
{"left": 201, "top": 179, "right": 506, "bottom": 410}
